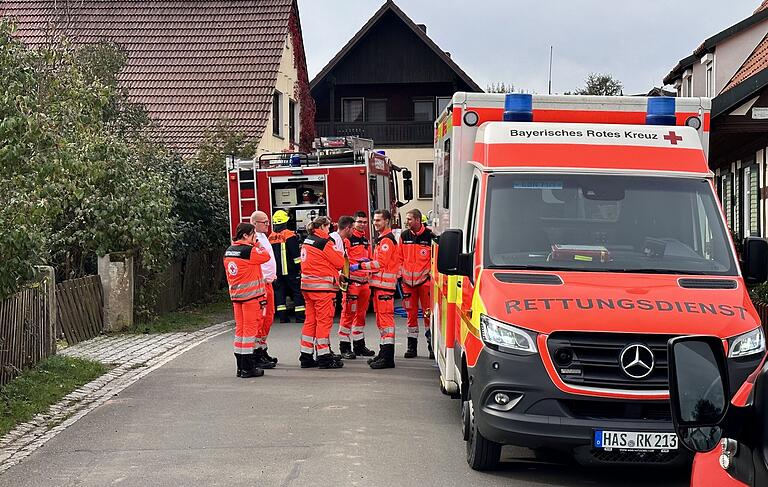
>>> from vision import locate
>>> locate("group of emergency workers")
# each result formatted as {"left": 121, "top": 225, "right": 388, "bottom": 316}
{"left": 223, "top": 207, "right": 434, "bottom": 378}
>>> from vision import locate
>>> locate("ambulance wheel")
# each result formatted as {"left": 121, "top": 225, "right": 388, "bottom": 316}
{"left": 464, "top": 391, "right": 501, "bottom": 470}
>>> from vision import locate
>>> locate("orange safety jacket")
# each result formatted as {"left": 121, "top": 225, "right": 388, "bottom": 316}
{"left": 300, "top": 229, "right": 346, "bottom": 292}
{"left": 224, "top": 239, "right": 270, "bottom": 302}
{"left": 345, "top": 229, "right": 371, "bottom": 284}
{"left": 361, "top": 229, "right": 401, "bottom": 291}
{"left": 269, "top": 228, "right": 302, "bottom": 277}
{"left": 399, "top": 224, "right": 434, "bottom": 287}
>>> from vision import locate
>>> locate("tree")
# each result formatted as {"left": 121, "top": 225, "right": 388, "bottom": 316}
{"left": 0, "top": 19, "right": 175, "bottom": 295}
{"left": 573, "top": 73, "right": 623, "bottom": 96}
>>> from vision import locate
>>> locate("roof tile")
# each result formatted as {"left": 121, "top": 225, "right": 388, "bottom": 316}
{"left": 2, "top": 0, "right": 295, "bottom": 156}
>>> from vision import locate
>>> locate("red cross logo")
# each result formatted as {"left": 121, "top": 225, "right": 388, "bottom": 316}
{"left": 664, "top": 131, "right": 683, "bottom": 145}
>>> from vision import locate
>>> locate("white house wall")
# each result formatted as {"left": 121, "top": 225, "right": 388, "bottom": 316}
{"left": 259, "top": 34, "right": 300, "bottom": 155}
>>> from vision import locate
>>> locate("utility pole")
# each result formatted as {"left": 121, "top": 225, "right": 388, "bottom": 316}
{"left": 548, "top": 46, "right": 553, "bottom": 95}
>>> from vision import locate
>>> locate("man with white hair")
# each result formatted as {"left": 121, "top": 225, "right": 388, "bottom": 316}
{"left": 250, "top": 211, "right": 278, "bottom": 366}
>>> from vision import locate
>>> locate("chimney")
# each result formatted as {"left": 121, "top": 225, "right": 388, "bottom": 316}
{"left": 417, "top": 24, "right": 427, "bottom": 34}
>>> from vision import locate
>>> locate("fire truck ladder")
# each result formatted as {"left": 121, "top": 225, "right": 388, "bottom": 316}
{"left": 232, "top": 158, "right": 258, "bottom": 225}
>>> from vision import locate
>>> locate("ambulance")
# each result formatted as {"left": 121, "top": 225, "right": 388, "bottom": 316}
{"left": 430, "top": 92, "right": 768, "bottom": 469}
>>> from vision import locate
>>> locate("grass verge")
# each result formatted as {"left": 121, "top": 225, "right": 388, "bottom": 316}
{"left": 0, "top": 355, "right": 109, "bottom": 437}
{"left": 131, "top": 290, "right": 233, "bottom": 334}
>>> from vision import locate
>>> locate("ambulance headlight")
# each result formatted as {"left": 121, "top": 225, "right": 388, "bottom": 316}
{"left": 480, "top": 314, "right": 538, "bottom": 354}
{"left": 728, "top": 327, "right": 765, "bottom": 358}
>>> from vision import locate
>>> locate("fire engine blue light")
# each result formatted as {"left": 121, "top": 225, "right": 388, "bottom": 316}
{"left": 503, "top": 93, "right": 533, "bottom": 122}
{"left": 376, "top": 150, "right": 386, "bottom": 155}
{"left": 646, "top": 97, "right": 677, "bottom": 126}
{"left": 289, "top": 154, "right": 301, "bottom": 167}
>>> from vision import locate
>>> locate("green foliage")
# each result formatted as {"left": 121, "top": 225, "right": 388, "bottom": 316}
{"left": 0, "top": 19, "right": 256, "bottom": 307}
{"left": 0, "top": 19, "right": 174, "bottom": 294}
{"left": 0, "top": 355, "right": 109, "bottom": 437}
{"left": 749, "top": 282, "right": 768, "bottom": 304}
{"left": 573, "top": 73, "right": 624, "bottom": 96}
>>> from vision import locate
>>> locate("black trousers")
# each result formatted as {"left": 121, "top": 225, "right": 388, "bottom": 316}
{"left": 272, "top": 274, "right": 305, "bottom": 319}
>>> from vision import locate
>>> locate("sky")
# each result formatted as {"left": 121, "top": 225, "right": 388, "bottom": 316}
{"left": 298, "top": 0, "right": 763, "bottom": 94}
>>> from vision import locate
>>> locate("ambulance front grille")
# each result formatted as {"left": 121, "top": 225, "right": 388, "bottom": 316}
{"left": 546, "top": 332, "right": 677, "bottom": 391}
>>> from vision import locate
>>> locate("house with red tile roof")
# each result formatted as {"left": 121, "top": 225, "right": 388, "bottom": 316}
{"left": 310, "top": 1, "right": 481, "bottom": 217}
{"left": 664, "top": 2, "right": 768, "bottom": 240}
{"left": 1, "top": 0, "right": 313, "bottom": 158}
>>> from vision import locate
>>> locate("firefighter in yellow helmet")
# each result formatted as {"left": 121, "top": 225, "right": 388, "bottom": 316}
{"left": 268, "top": 210, "right": 306, "bottom": 323}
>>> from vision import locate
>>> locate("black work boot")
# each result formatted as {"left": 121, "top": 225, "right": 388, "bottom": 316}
{"left": 404, "top": 337, "right": 418, "bottom": 358}
{"left": 339, "top": 341, "right": 357, "bottom": 360}
{"left": 425, "top": 329, "right": 435, "bottom": 359}
{"left": 252, "top": 349, "right": 276, "bottom": 369}
{"left": 353, "top": 339, "right": 376, "bottom": 357}
{"left": 240, "top": 354, "right": 264, "bottom": 378}
{"left": 317, "top": 353, "right": 344, "bottom": 369}
{"left": 367, "top": 346, "right": 382, "bottom": 365}
{"left": 263, "top": 348, "right": 278, "bottom": 364}
{"left": 299, "top": 352, "right": 318, "bottom": 368}
{"left": 235, "top": 353, "right": 243, "bottom": 377}
{"left": 369, "top": 344, "right": 395, "bottom": 369}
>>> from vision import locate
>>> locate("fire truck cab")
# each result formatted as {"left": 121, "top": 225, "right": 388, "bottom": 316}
{"left": 431, "top": 92, "right": 768, "bottom": 469}
{"left": 227, "top": 136, "right": 412, "bottom": 237}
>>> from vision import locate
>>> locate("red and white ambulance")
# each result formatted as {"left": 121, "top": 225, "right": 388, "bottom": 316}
{"left": 431, "top": 92, "right": 768, "bottom": 469}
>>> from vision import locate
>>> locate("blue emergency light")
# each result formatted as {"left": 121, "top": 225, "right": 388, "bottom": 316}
{"left": 646, "top": 97, "right": 677, "bottom": 126}
{"left": 503, "top": 93, "right": 533, "bottom": 122}
{"left": 376, "top": 150, "right": 386, "bottom": 155}
{"left": 289, "top": 154, "right": 301, "bottom": 167}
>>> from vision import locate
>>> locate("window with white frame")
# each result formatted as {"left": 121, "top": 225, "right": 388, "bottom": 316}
{"left": 437, "top": 97, "right": 451, "bottom": 118}
{"left": 414, "top": 99, "right": 435, "bottom": 122}
{"left": 366, "top": 99, "right": 387, "bottom": 122}
{"left": 705, "top": 63, "right": 714, "bottom": 97}
{"left": 682, "top": 72, "right": 692, "bottom": 97}
{"left": 272, "top": 91, "right": 283, "bottom": 137}
{"left": 417, "top": 161, "right": 434, "bottom": 199}
{"left": 342, "top": 98, "right": 364, "bottom": 122}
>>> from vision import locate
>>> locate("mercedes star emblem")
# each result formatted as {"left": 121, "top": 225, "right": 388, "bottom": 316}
{"left": 619, "top": 344, "right": 655, "bottom": 379}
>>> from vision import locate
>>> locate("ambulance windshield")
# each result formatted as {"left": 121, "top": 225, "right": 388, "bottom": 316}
{"left": 484, "top": 175, "right": 736, "bottom": 275}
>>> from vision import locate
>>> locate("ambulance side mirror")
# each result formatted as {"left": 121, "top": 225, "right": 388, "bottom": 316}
{"left": 668, "top": 336, "right": 729, "bottom": 453}
{"left": 437, "top": 229, "right": 471, "bottom": 277}
{"left": 402, "top": 178, "right": 413, "bottom": 202}
{"left": 741, "top": 237, "right": 768, "bottom": 286}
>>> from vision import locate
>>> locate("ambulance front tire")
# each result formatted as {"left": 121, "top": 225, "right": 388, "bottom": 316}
{"left": 464, "top": 390, "right": 501, "bottom": 470}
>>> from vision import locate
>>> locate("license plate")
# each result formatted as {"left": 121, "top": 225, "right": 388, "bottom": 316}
{"left": 594, "top": 430, "right": 678, "bottom": 451}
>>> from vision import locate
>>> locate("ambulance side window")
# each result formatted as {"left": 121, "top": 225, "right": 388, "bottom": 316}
{"left": 465, "top": 176, "right": 480, "bottom": 252}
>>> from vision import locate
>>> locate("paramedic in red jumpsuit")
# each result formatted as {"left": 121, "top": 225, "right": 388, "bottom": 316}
{"left": 299, "top": 216, "right": 346, "bottom": 369}
{"left": 224, "top": 223, "right": 271, "bottom": 378}
{"left": 358, "top": 209, "right": 402, "bottom": 369}
{"left": 398, "top": 208, "right": 435, "bottom": 359}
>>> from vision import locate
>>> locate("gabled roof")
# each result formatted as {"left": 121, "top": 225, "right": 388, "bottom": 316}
{"left": 309, "top": 0, "right": 480, "bottom": 92}
{"left": 723, "top": 32, "right": 768, "bottom": 92}
{"left": 664, "top": 6, "right": 768, "bottom": 84}
{"left": 2, "top": 0, "right": 303, "bottom": 157}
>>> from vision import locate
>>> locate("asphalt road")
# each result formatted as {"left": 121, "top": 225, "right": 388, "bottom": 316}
{"left": 0, "top": 316, "right": 691, "bottom": 486}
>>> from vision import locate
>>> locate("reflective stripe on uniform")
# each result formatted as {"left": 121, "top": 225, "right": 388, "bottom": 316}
{"left": 301, "top": 274, "right": 339, "bottom": 291}
{"left": 281, "top": 243, "right": 288, "bottom": 275}
{"left": 229, "top": 280, "right": 263, "bottom": 290}
{"left": 230, "top": 289, "right": 265, "bottom": 300}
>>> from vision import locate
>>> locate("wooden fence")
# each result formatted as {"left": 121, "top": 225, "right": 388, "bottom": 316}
{"left": 143, "top": 250, "right": 225, "bottom": 318}
{"left": 0, "top": 268, "right": 56, "bottom": 387}
{"left": 56, "top": 276, "right": 103, "bottom": 345}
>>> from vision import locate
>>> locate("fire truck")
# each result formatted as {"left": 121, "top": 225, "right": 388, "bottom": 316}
{"left": 431, "top": 92, "right": 768, "bottom": 469}
{"left": 227, "top": 137, "right": 413, "bottom": 237}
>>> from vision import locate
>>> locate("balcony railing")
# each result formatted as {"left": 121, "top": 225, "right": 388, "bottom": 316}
{"left": 315, "top": 121, "right": 434, "bottom": 146}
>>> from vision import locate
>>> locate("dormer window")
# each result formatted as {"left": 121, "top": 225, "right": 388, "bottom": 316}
{"left": 682, "top": 69, "right": 693, "bottom": 97}
{"left": 701, "top": 53, "right": 715, "bottom": 98}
